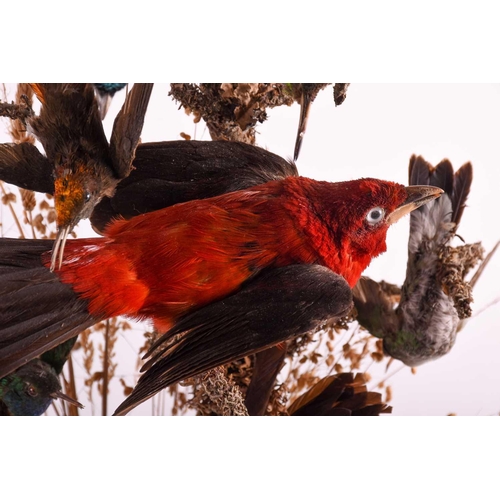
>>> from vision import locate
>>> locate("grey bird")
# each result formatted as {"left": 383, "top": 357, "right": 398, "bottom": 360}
{"left": 353, "top": 154, "right": 495, "bottom": 366}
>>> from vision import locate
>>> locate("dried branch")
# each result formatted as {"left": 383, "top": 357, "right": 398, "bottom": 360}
{"left": 0, "top": 95, "right": 34, "bottom": 123}
{"left": 169, "top": 83, "right": 294, "bottom": 144}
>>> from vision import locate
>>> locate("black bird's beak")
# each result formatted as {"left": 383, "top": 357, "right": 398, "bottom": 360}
{"left": 51, "top": 390, "right": 84, "bottom": 409}
{"left": 387, "top": 185, "right": 444, "bottom": 225}
{"left": 96, "top": 94, "right": 113, "bottom": 120}
{"left": 293, "top": 92, "right": 312, "bottom": 162}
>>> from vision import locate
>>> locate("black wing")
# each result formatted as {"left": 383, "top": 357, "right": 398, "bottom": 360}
{"left": 0, "top": 142, "right": 54, "bottom": 194}
{"left": 109, "top": 83, "right": 154, "bottom": 179}
{"left": 91, "top": 140, "right": 298, "bottom": 232}
{"left": 113, "top": 264, "right": 352, "bottom": 415}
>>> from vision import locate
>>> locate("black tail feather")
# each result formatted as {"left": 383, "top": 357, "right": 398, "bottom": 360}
{"left": 451, "top": 162, "right": 473, "bottom": 226}
{"left": 408, "top": 155, "right": 431, "bottom": 187}
{"left": 409, "top": 155, "right": 454, "bottom": 197}
{"left": 430, "top": 159, "right": 454, "bottom": 198}
{"left": 408, "top": 154, "right": 473, "bottom": 228}
{"left": 0, "top": 238, "right": 97, "bottom": 378}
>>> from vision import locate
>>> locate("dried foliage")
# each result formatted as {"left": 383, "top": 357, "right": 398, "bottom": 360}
{"left": 79, "top": 328, "right": 96, "bottom": 406}
{"left": 8, "top": 84, "right": 35, "bottom": 144}
{"left": 169, "top": 83, "right": 295, "bottom": 144}
{"left": 286, "top": 83, "right": 329, "bottom": 105}
{"left": 333, "top": 83, "right": 350, "bottom": 106}
{"left": 438, "top": 242, "right": 484, "bottom": 319}
{"left": 186, "top": 367, "right": 249, "bottom": 416}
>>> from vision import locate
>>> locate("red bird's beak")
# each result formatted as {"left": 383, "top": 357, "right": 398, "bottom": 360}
{"left": 387, "top": 185, "right": 444, "bottom": 225}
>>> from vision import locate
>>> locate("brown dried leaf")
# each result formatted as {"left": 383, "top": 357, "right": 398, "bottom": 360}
{"left": 39, "top": 199, "right": 50, "bottom": 210}
{"left": 2, "top": 192, "right": 16, "bottom": 205}
{"left": 386, "top": 386, "right": 392, "bottom": 403}
{"left": 47, "top": 209, "right": 56, "bottom": 224}
{"left": 33, "top": 213, "right": 46, "bottom": 234}
{"left": 20, "top": 188, "right": 36, "bottom": 211}
{"left": 119, "top": 378, "right": 134, "bottom": 397}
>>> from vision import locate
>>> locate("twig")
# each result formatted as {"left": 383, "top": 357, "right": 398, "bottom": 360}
{"left": 368, "top": 363, "right": 405, "bottom": 391}
{"left": 66, "top": 355, "right": 80, "bottom": 416}
{"left": 471, "top": 296, "right": 500, "bottom": 318}
{"left": 0, "top": 181, "right": 25, "bottom": 238}
{"left": 102, "top": 320, "right": 110, "bottom": 416}
{"left": 0, "top": 96, "right": 34, "bottom": 122}
{"left": 49, "top": 400, "right": 61, "bottom": 416}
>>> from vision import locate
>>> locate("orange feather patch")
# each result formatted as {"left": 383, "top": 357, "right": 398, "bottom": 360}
{"left": 29, "top": 84, "right": 46, "bottom": 104}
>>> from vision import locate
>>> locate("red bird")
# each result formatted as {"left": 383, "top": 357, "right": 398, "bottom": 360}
{"left": 0, "top": 176, "right": 441, "bottom": 414}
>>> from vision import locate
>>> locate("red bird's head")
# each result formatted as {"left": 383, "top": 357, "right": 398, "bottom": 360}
{"left": 295, "top": 177, "right": 443, "bottom": 286}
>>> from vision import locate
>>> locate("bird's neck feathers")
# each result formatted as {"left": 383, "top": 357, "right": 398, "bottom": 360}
{"left": 408, "top": 194, "right": 454, "bottom": 254}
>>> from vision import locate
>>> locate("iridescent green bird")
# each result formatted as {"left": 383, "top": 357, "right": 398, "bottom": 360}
{"left": 0, "top": 340, "right": 82, "bottom": 416}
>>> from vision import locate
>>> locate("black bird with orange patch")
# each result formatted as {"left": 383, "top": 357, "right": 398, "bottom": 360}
{"left": 0, "top": 83, "right": 153, "bottom": 270}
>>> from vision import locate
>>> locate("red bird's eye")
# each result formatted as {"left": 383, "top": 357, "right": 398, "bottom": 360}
{"left": 366, "top": 207, "right": 385, "bottom": 224}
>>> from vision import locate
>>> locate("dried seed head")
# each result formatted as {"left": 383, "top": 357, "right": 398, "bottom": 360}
{"left": 20, "top": 188, "right": 36, "bottom": 212}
